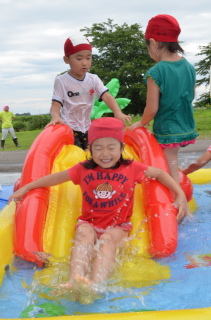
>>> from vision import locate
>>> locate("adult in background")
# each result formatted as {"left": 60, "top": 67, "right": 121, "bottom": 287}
{"left": 0, "top": 105, "right": 20, "bottom": 149}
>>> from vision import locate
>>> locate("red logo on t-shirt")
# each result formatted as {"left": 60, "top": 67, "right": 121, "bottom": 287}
{"left": 89, "top": 89, "right": 94, "bottom": 95}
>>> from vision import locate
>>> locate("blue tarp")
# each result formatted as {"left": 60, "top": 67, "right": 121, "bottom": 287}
{"left": 0, "top": 185, "right": 14, "bottom": 210}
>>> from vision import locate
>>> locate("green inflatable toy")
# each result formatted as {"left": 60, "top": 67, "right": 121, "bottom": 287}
{"left": 20, "top": 302, "right": 66, "bottom": 318}
{"left": 91, "top": 78, "right": 131, "bottom": 120}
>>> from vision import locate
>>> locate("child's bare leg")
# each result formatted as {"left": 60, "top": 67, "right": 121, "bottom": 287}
{"left": 163, "top": 146, "right": 180, "bottom": 184}
{"left": 92, "top": 228, "right": 128, "bottom": 284}
{"left": 69, "top": 224, "right": 97, "bottom": 281}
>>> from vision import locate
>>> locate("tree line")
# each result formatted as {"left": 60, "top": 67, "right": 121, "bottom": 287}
{"left": 79, "top": 19, "right": 210, "bottom": 113}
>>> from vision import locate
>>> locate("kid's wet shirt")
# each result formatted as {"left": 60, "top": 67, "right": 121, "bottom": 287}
{"left": 68, "top": 161, "right": 148, "bottom": 229}
{"left": 144, "top": 58, "right": 198, "bottom": 145}
{"left": 52, "top": 72, "right": 108, "bottom": 133}
{"left": 0, "top": 111, "right": 15, "bottom": 129}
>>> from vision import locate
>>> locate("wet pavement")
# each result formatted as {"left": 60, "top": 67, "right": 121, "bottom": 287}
{"left": 0, "top": 140, "right": 211, "bottom": 186}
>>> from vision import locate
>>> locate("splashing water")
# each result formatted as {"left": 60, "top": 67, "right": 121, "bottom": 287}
{"left": 1, "top": 184, "right": 211, "bottom": 317}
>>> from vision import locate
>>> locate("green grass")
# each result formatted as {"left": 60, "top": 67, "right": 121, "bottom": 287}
{"left": 0, "top": 109, "right": 211, "bottom": 152}
{"left": 193, "top": 109, "right": 211, "bottom": 139}
{"left": 0, "top": 130, "right": 42, "bottom": 152}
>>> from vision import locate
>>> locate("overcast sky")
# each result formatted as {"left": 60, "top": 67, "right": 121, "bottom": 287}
{"left": 0, "top": 0, "right": 210, "bottom": 115}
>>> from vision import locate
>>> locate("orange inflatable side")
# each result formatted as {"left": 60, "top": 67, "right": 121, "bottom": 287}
{"left": 13, "top": 125, "right": 74, "bottom": 266}
{"left": 124, "top": 127, "right": 193, "bottom": 257}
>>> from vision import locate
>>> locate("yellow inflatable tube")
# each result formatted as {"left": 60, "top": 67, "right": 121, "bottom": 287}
{"left": 0, "top": 202, "right": 15, "bottom": 286}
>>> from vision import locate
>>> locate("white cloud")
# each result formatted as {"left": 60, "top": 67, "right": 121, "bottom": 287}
{"left": 0, "top": 0, "right": 210, "bottom": 114}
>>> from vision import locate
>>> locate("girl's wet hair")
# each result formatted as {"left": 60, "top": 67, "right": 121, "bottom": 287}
{"left": 145, "top": 39, "right": 184, "bottom": 54}
{"left": 80, "top": 143, "right": 133, "bottom": 169}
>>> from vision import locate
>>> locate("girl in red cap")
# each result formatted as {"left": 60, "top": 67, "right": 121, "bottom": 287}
{"left": 129, "top": 14, "right": 198, "bottom": 184}
{"left": 8, "top": 117, "right": 190, "bottom": 302}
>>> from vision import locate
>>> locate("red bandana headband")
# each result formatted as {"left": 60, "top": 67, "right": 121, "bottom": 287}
{"left": 88, "top": 118, "right": 124, "bottom": 146}
{"left": 64, "top": 36, "right": 92, "bottom": 56}
{"left": 145, "top": 14, "right": 181, "bottom": 42}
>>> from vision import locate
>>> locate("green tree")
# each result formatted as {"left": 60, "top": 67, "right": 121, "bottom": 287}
{"left": 194, "top": 42, "right": 211, "bottom": 107}
{"left": 81, "top": 19, "right": 155, "bottom": 115}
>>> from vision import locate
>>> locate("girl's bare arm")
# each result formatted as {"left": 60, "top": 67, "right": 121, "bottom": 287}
{"left": 128, "top": 77, "right": 159, "bottom": 131}
{"left": 145, "top": 166, "right": 191, "bottom": 221}
{"left": 8, "top": 170, "right": 70, "bottom": 204}
{"left": 180, "top": 151, "right": 211, "bottom": 175}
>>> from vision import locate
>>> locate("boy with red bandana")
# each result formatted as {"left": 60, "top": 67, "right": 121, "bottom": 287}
{"left": 46, "top": 35, "right": 131, "bottom": 150}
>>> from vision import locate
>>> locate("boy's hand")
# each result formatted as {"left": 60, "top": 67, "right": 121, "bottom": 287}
{"left": 8, "top": 186, "right": 28, "bottom": 204}
{"left": 114, "top": 112, "right": 131, "bottom": 128}
{"left": 45, "top": 116, "right": 64, "bottom": 128}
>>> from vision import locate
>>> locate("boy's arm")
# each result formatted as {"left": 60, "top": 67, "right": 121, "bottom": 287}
{"left": 145, "top": 166, "right": 191, "bottom": 222}
{"left": 45, "top": 101, "right": 64, "bottom": 128}
{"left": 8, "top": 170, "right": 70, "bottom": 204}
{"left": 101, "top": 92, "right": 131, "bottom": 128}
{"left": 180, "top": 151, "right": 211, "bottom": 175}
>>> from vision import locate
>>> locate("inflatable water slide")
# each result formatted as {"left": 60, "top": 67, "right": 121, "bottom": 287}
{"left": 0, "top": 123, "right": 194, "bottom": 278}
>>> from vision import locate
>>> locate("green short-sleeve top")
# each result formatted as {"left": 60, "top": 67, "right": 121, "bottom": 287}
{"left": 144, "top": 58, "right": 198, "bottom": 144}
{"left": 0, "top": 111, "right": 15, "bottom": 129}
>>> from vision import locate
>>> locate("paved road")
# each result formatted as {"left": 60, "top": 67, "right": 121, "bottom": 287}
{"left": 0, "top": 150, "right": 28, "bottom": 172}
{"left": 0, "top": 140, "right": 211, "bottom": 175}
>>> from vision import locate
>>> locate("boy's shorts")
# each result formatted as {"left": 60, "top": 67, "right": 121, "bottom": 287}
{"left": 75, "top": 219, "right": 133, "bottom": 239}
{"left": 73, "top": 130, "right": 88, "bottom": 150}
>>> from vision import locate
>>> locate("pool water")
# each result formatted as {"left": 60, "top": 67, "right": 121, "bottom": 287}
{"left": 0, "top": 183, "right": 211, "bottom": 318}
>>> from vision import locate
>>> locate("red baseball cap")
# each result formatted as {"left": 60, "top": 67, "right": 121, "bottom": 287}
{"left": 64, "top": 36, "right": 92, "bottom": 56}
{"left": 145, "top": 14, "right": 181, "bottom": 42}
{"left": 88, "top": 118, "right": 124, "bottom": 146}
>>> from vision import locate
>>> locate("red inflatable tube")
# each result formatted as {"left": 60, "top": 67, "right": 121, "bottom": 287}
{"left": 13, "top": 125, "right": 74, "bottom": 266}
{"left": 124, "top": 127, "right": 193, "bottom": 257}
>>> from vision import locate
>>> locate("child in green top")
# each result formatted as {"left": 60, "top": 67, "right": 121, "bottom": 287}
{"left": 0, "top": 105, "right": 20, "bottom": 149}
{"left": 129, "top": 14, "right": 198, "bottom": 184}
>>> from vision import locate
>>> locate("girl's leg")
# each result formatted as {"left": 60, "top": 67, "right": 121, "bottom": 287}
{"left": 69, "top": 224, "right": 97, "bottom": 281}
{"left": 163, "top": 146, "right": 180, "bottom": 184}
{"left": 92, "top": 228, "right": 128, "bottom": 284}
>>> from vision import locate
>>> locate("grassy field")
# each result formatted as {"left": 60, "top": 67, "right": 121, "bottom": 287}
{"left": 0, "top": 130, "right": 42, "bottom": 151}
{"left": 0, "top": 108, "right": 210, "bottom": 152}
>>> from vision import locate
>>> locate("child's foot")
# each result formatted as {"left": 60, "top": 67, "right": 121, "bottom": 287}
{"left": 73, "top": 275, "right": 102, "bottom": 305}
{"left": 50, "top": 275, "right": 91, "bottom": 301}
{"left": 50, "top": 274, "right": 102, "bottom": 304}
{"left": 51, "top": 282, "right": 79, "bottom": 301}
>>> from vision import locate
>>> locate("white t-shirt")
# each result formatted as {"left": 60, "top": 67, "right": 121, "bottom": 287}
{"left": 52, "top": 72, "right": 108, "bottom": 133}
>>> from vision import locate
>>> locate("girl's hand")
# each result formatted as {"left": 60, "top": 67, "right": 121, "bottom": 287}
{"left": 8, "top": 186, "right": 28, "bottom": 204}
{"left": 178, "top": 166, "right": 185, "bottom": 173}
{"left": 173, "top": 193, "right": 192, "bottom": 222}
{"left": 128, "top": 121, "right": 144, "bottom": 132}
